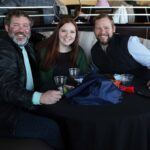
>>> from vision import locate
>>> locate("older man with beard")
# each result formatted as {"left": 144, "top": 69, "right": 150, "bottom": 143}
{"left": 0, "top": 10, "right": 64, "bottom": 150}
{"left": 91, "top": 14, "right": 150, "bottom": 90}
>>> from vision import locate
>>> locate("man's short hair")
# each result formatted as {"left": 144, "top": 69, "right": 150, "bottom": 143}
{"left": 93, "top": 13, "right": 114, "bottom": 26}
{"left": 4, "top": 9, "right": 33, "bottom": 27}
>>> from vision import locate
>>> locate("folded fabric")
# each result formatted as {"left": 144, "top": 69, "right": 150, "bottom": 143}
{"left": 65, "top": 73, "right": 123, "bottom": 105}
{"left": 113, "top": 5, "right": 128, "bottom": 24}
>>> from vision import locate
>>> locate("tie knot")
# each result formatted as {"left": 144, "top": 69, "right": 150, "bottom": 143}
{"left": 20, "top": 46, "right": 26, "bottom": 51}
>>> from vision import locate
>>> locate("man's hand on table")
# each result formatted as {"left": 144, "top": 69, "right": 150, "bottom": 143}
{"left": 40, "top": 90, "right": 63, "bottom": 105}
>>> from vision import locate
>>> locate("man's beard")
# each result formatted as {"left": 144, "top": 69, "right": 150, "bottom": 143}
{"left": 98, "top": 36, "right": 112, "bottom": 45}
{"left": 98, "top": 34, "right": 114, "bottom": 45}
{"left": 9, "top": 32, "right": 30, "bottom": 46}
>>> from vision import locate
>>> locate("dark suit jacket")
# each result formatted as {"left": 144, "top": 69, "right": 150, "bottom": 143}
{"left": 0, "top": 34, "right": 39, "bottom": 136}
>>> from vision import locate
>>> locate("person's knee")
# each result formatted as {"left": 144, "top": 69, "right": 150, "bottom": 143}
{"left": 41, "top": 119, "right": 64, "bottom": 150}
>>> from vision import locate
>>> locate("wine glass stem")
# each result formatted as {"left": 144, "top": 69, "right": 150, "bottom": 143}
{"left": 61, "top": 86, "right": 64, "bottom": 94}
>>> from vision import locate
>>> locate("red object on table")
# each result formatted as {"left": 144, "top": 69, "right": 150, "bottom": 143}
{"left": 113, "top": 80, "right": 135, "bottom": 93}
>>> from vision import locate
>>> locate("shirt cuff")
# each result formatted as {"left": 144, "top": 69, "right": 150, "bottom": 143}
{"left": 32, "top": 91, "right": 42, "bottom": 105}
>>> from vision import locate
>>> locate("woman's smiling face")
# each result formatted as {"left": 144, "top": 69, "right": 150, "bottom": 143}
{"left": 59, "top": 22, "right": 76, "bottom": 47}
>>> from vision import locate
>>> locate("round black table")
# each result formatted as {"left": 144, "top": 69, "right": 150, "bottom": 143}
{"left": 40, "top": 91, "right": 150, "bottom": 150}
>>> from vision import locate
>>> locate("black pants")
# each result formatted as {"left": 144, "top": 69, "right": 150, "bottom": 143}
{"left": 13, "top": 112, "right": 64, "bottom": 150}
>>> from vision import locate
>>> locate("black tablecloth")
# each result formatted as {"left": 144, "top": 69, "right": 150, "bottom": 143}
{"left": 40, "top": 85, "right": 150, "bottom": 150}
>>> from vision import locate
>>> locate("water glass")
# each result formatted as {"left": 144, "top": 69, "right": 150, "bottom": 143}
{"left": 54, "top": 76, "right": 67, "bottom": 93}
{"left": 121, "top": 74, "right": 134, "bottom": 86}
{"left": 69, "top": 67, "right": 82, "bottom": 84}
{"left": 69, "top": 68, "right": 80, "bottom": 79}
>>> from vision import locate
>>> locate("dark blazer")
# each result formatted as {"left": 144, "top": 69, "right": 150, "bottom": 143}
{"left": 0, "top": 34, "right": 39, "bottom": 136}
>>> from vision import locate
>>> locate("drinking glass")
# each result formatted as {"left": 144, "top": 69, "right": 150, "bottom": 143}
{"left": 69, "top": 68, "right": 81, "bottom": 84}
{"left": 54, "top": 76, "right": 67, "bottom": 93}
{"left": 114, "top": 74, "right": 134, "bottom": 86}
{"left": 121, "top": 74, "right": 134, "bottom": 86}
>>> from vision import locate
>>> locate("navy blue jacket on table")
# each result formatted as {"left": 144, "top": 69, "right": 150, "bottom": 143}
{"left": 91, "top": 34, "right": 150, "bottom": 81}
{"left": 0, "top": 35, "right": 39, "bottom": 136}
{"left": 66, "top": 73, "right": 123, "bottom": 105}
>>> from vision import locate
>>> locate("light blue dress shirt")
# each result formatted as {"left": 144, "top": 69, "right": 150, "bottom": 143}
{"left": 128, "top": 36, "right": 150, "bottom": 69}
{"left": 20, "top": 46, "right": 41, "bottom": 105}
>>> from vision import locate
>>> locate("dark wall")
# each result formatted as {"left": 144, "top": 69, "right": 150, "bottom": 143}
{"left": 115, "top": 25, "right": 150, "bottom": 39}
{"left": 32, "top": 24, "right": 150, "bottom": 39}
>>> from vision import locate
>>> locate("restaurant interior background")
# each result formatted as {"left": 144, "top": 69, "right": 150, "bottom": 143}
{"left": 0, "top": 0, "right": 149, "bottom": 26}
{"left": 0, "top": 1, "right": 149, "bottom": 150}
{"left": 0, "top": 0, "right": 149, "bottom": 62}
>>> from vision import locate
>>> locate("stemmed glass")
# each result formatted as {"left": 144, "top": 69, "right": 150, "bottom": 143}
{"left": 54, "top": 76, "right": 67, "bottom": 94}
{"left": 69, "top": 68, "right": 82, "bottom": 84}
